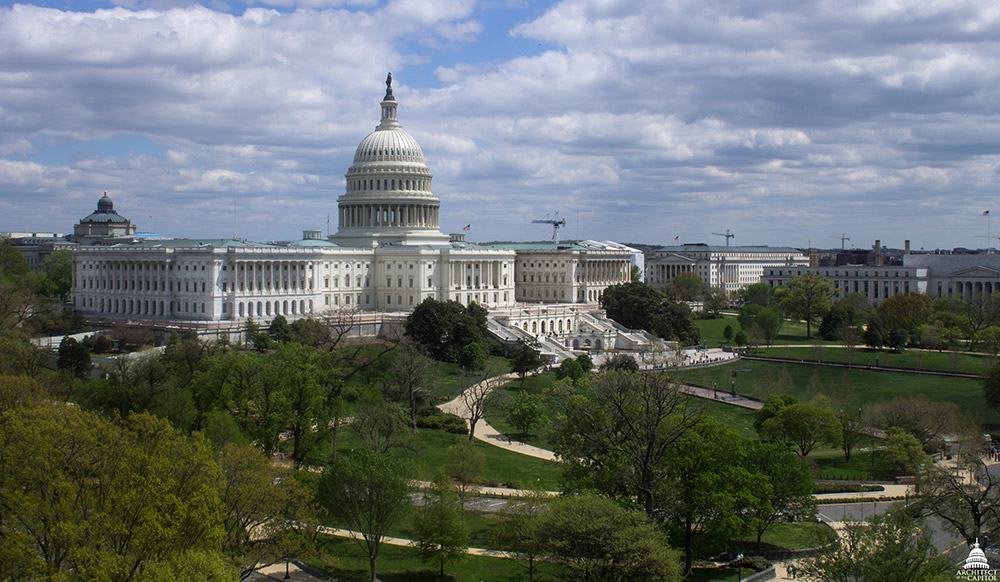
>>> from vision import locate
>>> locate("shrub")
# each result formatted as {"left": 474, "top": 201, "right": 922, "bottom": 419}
{"left": 417, "top": 409, "right": 468, "bottom": 434}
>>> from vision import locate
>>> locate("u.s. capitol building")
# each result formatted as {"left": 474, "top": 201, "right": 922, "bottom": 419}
{"left": 71, "top": 76, "right": 635, "bottom": 347}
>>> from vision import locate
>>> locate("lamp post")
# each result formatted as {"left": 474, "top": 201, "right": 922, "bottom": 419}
{"left": 735, "top": 553, "right": 744, "bottom": 581}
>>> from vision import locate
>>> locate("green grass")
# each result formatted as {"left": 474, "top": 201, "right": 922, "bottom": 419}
{"left": 426, "top": 356, "right": 512, "bottom": 402}
{"left": 732, "top": 521, "right": 837, "bottom": 552}
{"left": 323, "top": 502, "right": 504, "bottom": 549}
{"left": 811, "top": 448, "right": 879, "bottom": 481}
{"left": 695, "top": 315, "right": 840, "bottom": 348}
{"left": 312, "top": 534, "right": 560, "bottom": 582}
{"left": 753, "top": 346, "right": 994, "bottom": 376}
{"left": 676, "top": 359, "right": 1000, "bottom": 430}
{"left": 687, "top": 396, "right": 758, "bottom": 440}
{"left": 335, "top": 428, "right": 564, "bottom": 491}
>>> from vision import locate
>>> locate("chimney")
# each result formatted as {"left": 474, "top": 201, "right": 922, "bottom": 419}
{"left": 874, "top": 239, "right": 882, "bottom": 266}
{"left": 904, "top": 240, "right": 911, "bottom": 255}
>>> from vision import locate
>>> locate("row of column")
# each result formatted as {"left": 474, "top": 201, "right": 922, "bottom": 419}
{"left": 650, "top": 262, "right": 694, "bottom": 283}
{"left": 232, "top": 260, "right": 315, "bottom": 295}
{"left": 583, "top": 260, "right": 629, "bottom": 283}
{"left": 340, "top": 203, "right": 439, "bottom": 229}
{"left": 450, "top": 260, "right": 505, "bottom": 289}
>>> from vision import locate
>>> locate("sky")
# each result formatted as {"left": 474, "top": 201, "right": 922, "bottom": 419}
{"left": 1, "top": 0, "right": 999, "bottom": 251}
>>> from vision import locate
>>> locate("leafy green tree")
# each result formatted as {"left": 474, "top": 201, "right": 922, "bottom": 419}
{"left": 556, "top": 357, "right": 584, "bottom": 383}
{"left": 733, "top": 329, "right": 748, "bottom": 346}
{"left": 878, "top": 292, "right": 933, "bottom": 337}
{"left": 458, "top": 341, "right": 486, "bottom": 372}
{"left": 820, "top": 300, "right": 866, "bottom": 341}
{"left": 550, "top": 371, "right": 701, "bottom": 516}
{"left": 602, "top": 282, "right": 700, "bottom": 344}
{"left": 985, "top": 361, "right": 1000, "bottom": 410}
{"left": 510, "top": 343, "right": 542, "bottom": 385}
{"left": 660, "top": 418, "right": 769, "bottom": 574}
{"left": 753, "top": 394, "right": 798, "bottom": 433}
{"left": 505, "top": 390, "right": 546, "bottom": 438}
{"left": 0, "top": 406, "right": 225, "bottom": 581}
{"left": 878, "top": 428, "right": 927, "bottom": 475}
{"left": 745, "top": 441, "right": 815, "bottom": 547}
{"left": 737, "top": 282, "right": 775, "bottom": 306}
{"left": 37, "top": 250, "right": 74, "bottom": 301}
{"left": 444, "top": 441, "right": 485, "bottom": 502}
{"left": 576, "top": 353, "right": 594, "bottom": 373}
{"left": 722, "top": 324, "right": 734, "bottom": 345}
{"left": 137, "top": 550, "right": 239, "bottom": 582}
{"left": 317, "top": 450, "right": 411, "bottom": 582}
{"left": 702, "top": 286, "right": 728, "bottom": 317}
{"left": 864, "top": 310, "right": 889, "bottom": 349}
{"left": 980, "top": 326, "right": 1000, "bottom": 355}
{"left": 776, "top": 273, "right": 835, "bottom": 339}
{"left": 413, "top": 473, "right": 469, "bottom": 577}
{"left": 599, "top": 353, "right": 640, "bottom": 372}
{"left": 535, "top": 494, "right": 681, "bottom": 582}
{"left": 760, "top": 402, "right": 841, "bottom": 456}
{"left": 290, "top": 317, "right": 331, "bottom": 347}
{"left": 0, "top": 330, "right": 43, "bottom": 378}
{"left": 216, "top": 443, "right": 316, "bottom": 579}
{"left": 799, "top": 511, "right": 952, "bottom": 582}
{"left": 405, "top": 298, "right": 486, "bottom": 362}
{"left": 0, "top": 239, "right": 30, "bottom": 279}
{"left": 57, "top": 336, "right": 91, "bottom": 378}
{"left": 666, "top": 272, "right": 706, "bottom": 302}
{"left": 351, "top": 400, "right": 411, "bottom": 454}
{"left": 268, "top": 314, "right": 293, "bottom": 343}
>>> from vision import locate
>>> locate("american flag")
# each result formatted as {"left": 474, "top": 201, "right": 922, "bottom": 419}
{"left": 463, "top": 224, "right": 471, "bottom": 231}
{"left": 985, "top": 210, "right": 991, "bottom": 217}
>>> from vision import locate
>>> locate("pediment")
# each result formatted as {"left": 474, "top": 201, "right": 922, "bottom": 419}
{"left": 950, "top": 266, "right": 1000, "bottom": 278}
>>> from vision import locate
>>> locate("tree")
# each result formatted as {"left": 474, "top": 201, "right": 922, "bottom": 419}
{"left": 733, "top": 329, "right": 748, "bottom": 346}
{"left": 984, "top": 361, "right": 1000, "bottom": 410}
{"left": 534, "top": 494, "right": 681, "bottom": 582}
{"left": 458, "top": 362, "right": 508, "bottom": 441}
{"left": 556, "top": 357, "right": 584, "bottom": 383}
{"left": 490, "top": 487, "right": 550, "bottom": 582}
{"left": 916, "top": 453, "right": 1000, "bottom": 545}
{"left": 290, "top": 317, "right": 331, "bottom": 347}
{"left": 820, "top": 300, "right": 866, "bottom": 341}
{"left": 976, "top": 326, "right": 1000, "bottom": 354}
{"left": 215, "top": 443, "right": 316, "bottom": 579}
{"left": 0, "top": 330, "right": 43, "bottom": 378}
{"left": 722, "top": 324, "right": 734, "bottom": 345}
{"left": 351, "top": 400, "right": 412, "bottom": 454}
{"left": 458, "top": 342, "right": 486, "bottom": 372}
{"left": 660, "top": 418, "right": 769, "bottom": 574}
{"left": 602, "top": 282, "right": 700, "bottom": 344}
{"left": 702, "top": 286, "right": 728, "bottom": 317}
{"left": 865, "top": 396, "right": 959, "bottom": 450}
{"left": 737, "top": 282, "right": 775, "bottom": 306}
{"left": 737, "top": 304, "right": 783, "bottom": 347}
{"left": 385, "top": 342, "right": 432, "bottom": 431}
{"left": 667, "top": 272, "right": 706, "bottom": 302}
{"left": 505, "top": 390, "right": 546, "bottom": 438}
{"left": 798, "top": 510, "right": 952, "bottom": 582}
{"left": 864, "top": 310, "right": 889, "bottom": 349}
{"left": 0, "top": 406, "right": 225, "bottom": 581}
{"left": 745, "top": 441, "right": 815, "bottom": 547}
{"left": 317, "top": 450, "right": 411, "bottom": 582}
{"left": 510, "top": 344, "right": 542, "bottom": 385}
{"left": 760, "top": 402, "right": 841, "bottom": 457}
{"left": 444, "top": 441, "right": 485, "bottom": 502}
{"left": 37, "top": 250, "right": 74, "bottom": 301}
{"left": 599, "top": 353, "right": 639, "bottom": 372}
{"left": 777, "top": 273, "right": 835, "bottom": 339}
{"left": 268, "top": 314, "right": 292, "bottom": 343}
{"left": 753, "top": 394, "right": 798, "bottom": 433}
{"left": 878, "top": 292, "right": 934, "bottom": 338}
{"left": 649, "top": 301, "right": 701, "bottom": 345}
{"left": 549, "top": 371, "right": 701, "bottom": 516}
{"left": 405, "top": 298, "right": 486, "bottom": 362}
{"left": 413, "top": 473, "right": 469, "bottom": 577}
{"left": 576, "top": 353, "right": 594, "bottom": 373}
{"left": 878, "top": 428, "right": 927, "bottom": 476}
{"left": 57, "top": 336, "right": 91, "bottom": 378}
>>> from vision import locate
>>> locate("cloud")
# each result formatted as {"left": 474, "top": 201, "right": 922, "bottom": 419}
{"left": 2, "top": 0, "right": 1000, "bottom": 249}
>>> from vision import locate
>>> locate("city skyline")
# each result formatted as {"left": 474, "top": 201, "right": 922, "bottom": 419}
{"left": 1, "top": 0, "right": 999, "bottom": 250}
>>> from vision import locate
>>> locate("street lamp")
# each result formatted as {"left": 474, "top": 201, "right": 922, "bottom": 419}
{"left": 735, "top": 553, "right": 744, "bottom": 581}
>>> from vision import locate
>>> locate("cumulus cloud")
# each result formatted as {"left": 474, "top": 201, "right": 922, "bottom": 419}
{"left": 1, "top": 0, "right": 1000, "bottom": 249}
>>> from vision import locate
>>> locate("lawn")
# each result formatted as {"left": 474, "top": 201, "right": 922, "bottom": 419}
{"left": 752, "top": 345, "right": 994, "bottom": 376}
{"left": 312, "top": 534, "right": 559, "bottom": 582}
{"left": 426, "top": 356, "right": 511, "bottom": 402}
{"left": 675, "top": 359, "right": 1000, "bottom": 430}
{"left": 334, "top": 427, "right": 564, "bottom": 491}
{"left": 695, "top": 315, "right": 840, "bottom": 348}
{"left": 732, "top": 521, "right": 837, "bottom": 552}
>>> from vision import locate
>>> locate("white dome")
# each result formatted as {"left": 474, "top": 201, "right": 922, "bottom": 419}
{"left": 964, "top": 541, "right": 991, "bottom": 570}
{"left": 353, "top": 127, "right": 425, "bottom": 164}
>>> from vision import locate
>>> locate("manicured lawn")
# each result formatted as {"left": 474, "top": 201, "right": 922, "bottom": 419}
{"left": 686, "top": 567, "right": 743, "bottom": 582}
{"left": 675, "top": 359, "right": 1000, "bottom": 430}
{"left": 687, "top": 396, "right": 758, "bottom": 440}
{"left": 695, "top": 315, "right": 840, "bottom": 348}
{"left": 752, "top": 346, "right": 994, "bottom": 376}
{"left": 732, "top": 521, "right": 837, "bottom": 552}
{"left": 810, "top": 448, "right": 879, "bottom": 481}
{"left": 426, "top": 356, "right": 511, "bottom": 402}
{"left": 335, "top": 428, "right": 564, "bottom": 491}
{"left": 312, "top": 534, "right": 559, "bottom": 582}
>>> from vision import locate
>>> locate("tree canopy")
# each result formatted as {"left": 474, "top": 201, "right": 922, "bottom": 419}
{"left": 404, "top": 298, "right": 487, "bottom": 362}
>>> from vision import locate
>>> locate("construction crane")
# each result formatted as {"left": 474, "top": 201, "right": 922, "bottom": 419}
{"left": 830, "top": 234, "right": 850, "bottom": 250}
{"left": 711, "top": 229, "right": 734, "bottom": 246}
{"left": 533, "top": 211, "right": 567, "bottom": 243}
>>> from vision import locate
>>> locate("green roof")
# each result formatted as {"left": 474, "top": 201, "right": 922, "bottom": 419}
{"left": 118, "top": 238, "right": 277, "bottom": 249}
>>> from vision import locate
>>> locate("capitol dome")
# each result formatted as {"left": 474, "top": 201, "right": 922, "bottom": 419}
{"left": 964, "top": 540, "right": 991, "bottom": 570}
{"left": 331, "top": 73, "right": 449, "bottom": 247}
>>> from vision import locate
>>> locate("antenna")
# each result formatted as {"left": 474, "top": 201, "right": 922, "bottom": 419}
{"left": 711, "top": 229, "right": 734, "bottom": 246}
{"left": 233, "top": 189, "right": 237, "bottom": 239}
{"left": 532, "top": 211, "right": 568, "bottom": 243}
{"left": 830, "top": 234, "right": 850, "bottom": 250}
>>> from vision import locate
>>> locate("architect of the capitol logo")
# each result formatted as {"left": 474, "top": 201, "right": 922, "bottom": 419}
{"left": 957, "top": 541, "right": 998, "bottom": 581}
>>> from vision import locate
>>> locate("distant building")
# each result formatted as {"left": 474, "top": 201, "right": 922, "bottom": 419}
{"left": 763, "top": 265, "right": 927, "bottom": 306}
{"left": 68, "top": 192, "right": 138, "bottom": 245}
{"left": 646, "top": 244, "right": 808, "bottom": 295}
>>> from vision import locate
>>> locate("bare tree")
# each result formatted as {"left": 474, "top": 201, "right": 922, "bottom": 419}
{"left": 917, "top": 453, "right": 1000, "bottom": 544}
{"left": 385, "top": 341, "right": 432, "bottom": 432}
{"left": 865, "top": 396, "right": 959, "bottom": 450}
{"left": 460, "top": 361, "right": 509, "bottom": 442}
